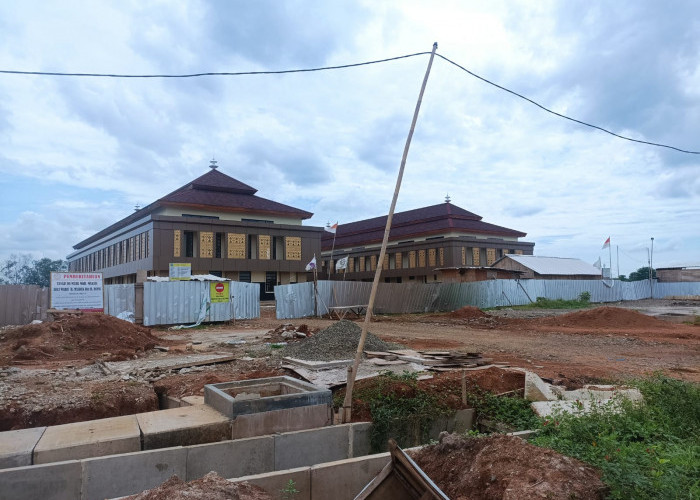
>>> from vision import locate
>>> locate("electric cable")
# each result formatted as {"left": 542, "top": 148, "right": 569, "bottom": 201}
{"left": 0, "top": 50, "right": 698, "bottom": 154}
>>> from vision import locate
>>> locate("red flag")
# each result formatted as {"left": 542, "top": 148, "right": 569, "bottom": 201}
{"left": 602, "top": 237, "right": 610, "bottom": 249}
{"left": 325, "top": 222, "right": 338, "bottom": 234}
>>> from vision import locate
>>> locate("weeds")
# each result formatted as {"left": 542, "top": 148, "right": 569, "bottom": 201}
{"left": 532, "top": 375, "right": 700, "bottom": 499}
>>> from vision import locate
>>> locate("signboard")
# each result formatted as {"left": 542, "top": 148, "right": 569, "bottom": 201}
{"left": 50, "top": 272, "right": 104, "bottom": 311}
{"left": 209, "top": 281, "right": 230, "bottom": 303}
{"left": 169, "top": 263, "right": 192, "bottom": 280}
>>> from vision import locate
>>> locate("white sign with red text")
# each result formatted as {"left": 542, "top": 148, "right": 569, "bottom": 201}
{"left": 50, "top": 272, "right": 104, "bottom": 311}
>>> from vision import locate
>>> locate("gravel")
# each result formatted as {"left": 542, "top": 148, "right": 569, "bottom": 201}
{"left": 283, "top": 320, "right": 396, "bottom": 361}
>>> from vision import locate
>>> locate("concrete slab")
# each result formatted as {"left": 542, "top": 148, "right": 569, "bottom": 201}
{"left": 310, "top": 453, "right": 391, "bottom": 500}
{"left": 33, "top": 416, "right": 140, "bottom": 464}
{"left": 81, "top": 446, "right": 187, "bottom": 500}
{"left": 561, "top": 386, "right": 643, "bottom": 402}
{"left": 186, "top": 435, "right": 274, "bottom": 481}
{"left": 231, "top": 404, "right": 331, "bottom": 439}
{"left": 0, "top": 426, "right": 46, "bottom": 469}
{"left": 274, "top": 425, "right": 349, "bottom": 470}
{"left": 233, "top": 466, "right": 311, "bottom": 500}
{"left": 350, "top": 422, "right": 373, "bottom": 458}
{"left": 0, "top": 460, "right": 82, "bottom": 500}
{"left": 181, "top": 395, "right": 205, "bottom": 406}
{"left": 136, "top": 404, "right": 230, "bottom": 450}
{"left": 522, "top": 370, "right": 560, "bottom": 401}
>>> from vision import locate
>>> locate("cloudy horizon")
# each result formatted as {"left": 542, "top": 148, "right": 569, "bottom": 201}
{"left": 1, "top": 1, "right": 698, "bottom": 276}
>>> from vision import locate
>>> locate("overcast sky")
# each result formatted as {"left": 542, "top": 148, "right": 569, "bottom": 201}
{"left": 1, "top": 1, "right": 698, "bottom": 276}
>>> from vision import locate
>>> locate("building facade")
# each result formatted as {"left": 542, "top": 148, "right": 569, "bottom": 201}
{"left": 66, "top": 165, "right": 322, "bottom": 299}
{"left": 320, "top": 202, "right": 534, "bottom": 283}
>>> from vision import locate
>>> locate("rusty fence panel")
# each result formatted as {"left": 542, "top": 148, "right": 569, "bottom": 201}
{"left": 0, "top": 285, "right": 48, "bottom": 326}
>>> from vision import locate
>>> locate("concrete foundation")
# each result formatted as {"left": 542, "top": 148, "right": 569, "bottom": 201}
{"left": 231, "top": 403, "right": 331, "bottom": 439}
{"left": 0, "top": 427, "right": 46, "bottom": 469}
{"left": 136, "top": 405, "right": 230, "bottom": 450}
{"left": 205, "top": 376, "right": 331, "bottom": 418}
{"left": 33, "top": 416, "right": 140, "bottom": 464}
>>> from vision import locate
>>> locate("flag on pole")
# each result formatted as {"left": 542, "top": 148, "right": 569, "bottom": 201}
{"left": 305, "top": 255, "right": 317, "bottom": 271}
{"left": 336, "top": 256, "right": 348, "bottom": 270}
{"left": 602, "top": 237, "right": 611, "bottom": 249}
{"left": 593, "top": 257, "right": 602, "bottom": 269}
{"left": 325, "top": 222, "right": 338, "bottom": 234}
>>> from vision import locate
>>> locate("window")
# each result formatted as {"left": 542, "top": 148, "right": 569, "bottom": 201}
{"left": 239, "top": 271, "right": 251, "bottom": 283}
{"left": 184, "top": 231, "right": 195, "bottom": 258}
{"left": 272, "top": 236, "right": 284, "bottom": 260}
{"left": 247, "top": 235, "right": 257, "bottom": 259}
{"left": 215, "top": 232, "right": 223, "bottom": 259}
{"left": 265, "top": 271, "right": 277, "bottom": 293}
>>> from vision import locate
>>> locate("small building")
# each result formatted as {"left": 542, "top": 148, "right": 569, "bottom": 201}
{"left": 321, "top": 201, "right": 534, "bottom": 283}
{"left": 492, "top": 255, "right": 602, "bottom": 280}
{"left": 437, "top": 266, "right": 523, "bottom": 283}
{"left": 66, "top": 163, "right": 323, "bottom": 299}
{"left": 656, "top": 266, "right": 700, "bottom": 282}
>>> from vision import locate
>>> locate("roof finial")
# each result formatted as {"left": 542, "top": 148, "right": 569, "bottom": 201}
{"left": 209, "top": 157, "right": 218, "bottom": 169}
{"left": 134, "top": 203, "right": 141, "bottom": 212}
{"left": 445, "top": 193, "right": 451, "bottom": 203}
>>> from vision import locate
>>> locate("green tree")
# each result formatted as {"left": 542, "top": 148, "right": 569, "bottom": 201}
{"left": 621, "top": 267, "right": 656, "bottom": 281}
{"left": 0, "top": 254, "right": 65, "bottom": 287}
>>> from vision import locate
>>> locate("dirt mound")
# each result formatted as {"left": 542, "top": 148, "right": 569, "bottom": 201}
{"left": 449, "top": 306, "right": 488, "bottom": 319}
{"left": 540, "top": 306, "right": 672, "bottom": 329}
{"left": 0, "top": 313, "right": 163, "bottom": 364}
{"left": 411, "top": 434, "right": 607, "bottom": 500}
{"left": 124, "top": 472, "right": 272, "bottom": 499}
{"left": 283, "top": 319, "right": 395, "bottom": 361}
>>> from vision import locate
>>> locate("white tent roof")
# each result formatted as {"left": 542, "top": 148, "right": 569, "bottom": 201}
{"left": 502, "top": 255, "right": 601, "bottom": 276}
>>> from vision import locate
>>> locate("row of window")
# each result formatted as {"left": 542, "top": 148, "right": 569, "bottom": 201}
{"left": 323, "top": 246, "right": 523, "bottom": 273}
{"left": 69, "top": 231, "right": 150, "bottom": 272}
{"left": 173, "top": 230, "right": 302, "bottom": 261}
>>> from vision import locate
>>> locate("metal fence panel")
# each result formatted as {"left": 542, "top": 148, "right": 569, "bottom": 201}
{"left": 104, "top": 284, "right": 135, "bottom": 319}
{"left": 0, "top": 285, "right": 48, "bottom": 326}
{"left": 231, "top": 282, "right": 260, "bottom": 320}
{"left": 274, "top": 279, "right": 700, "bottom": 319}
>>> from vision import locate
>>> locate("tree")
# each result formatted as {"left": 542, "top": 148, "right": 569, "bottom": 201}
{"left": 0, "top": 254, "right": 65, "bottom": 287}
{"left": 621, "top": 267, "right": 656, "bottom": 282}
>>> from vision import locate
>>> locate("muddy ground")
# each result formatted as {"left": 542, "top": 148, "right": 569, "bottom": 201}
{"left": 0, "top": 298, "right": 697, "bottom": 431}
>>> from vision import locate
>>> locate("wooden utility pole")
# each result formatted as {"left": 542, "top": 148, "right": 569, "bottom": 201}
{"left": 341, "top": 42, "right": 438, "bottom": 423}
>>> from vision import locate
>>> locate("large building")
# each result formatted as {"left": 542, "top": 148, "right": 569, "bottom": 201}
{"left": 67, "top": 164, "right": 322, "bottom": 299}
{"left": 320, "top": 201, "right": 534, "bottom": 283}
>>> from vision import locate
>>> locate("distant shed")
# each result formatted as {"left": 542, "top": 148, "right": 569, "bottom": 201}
{"left": 436, "top": 266, "right": 523, "bottom": 283}
{"left": 492, "top": 255, "right": 602, "bottom": 280}
{"left": 656, "top": 266, "right": 700, "bottom": 282}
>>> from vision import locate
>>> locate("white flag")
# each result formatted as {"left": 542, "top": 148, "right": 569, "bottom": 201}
{"left": 336, "top": 256, "right": 348, "bottom": 270}
{"left": 593, "top": 257, "right": 602, "bottom": 269}
{"left": 305, "top": 255, "right": 317, "bottom": 271}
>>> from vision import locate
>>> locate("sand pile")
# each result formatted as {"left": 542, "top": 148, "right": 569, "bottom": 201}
{"left": 541, "top": 306, "right": 672, "bottom": 329}
{"left": 124, "top": 472, "right": 272, "bottom": 499}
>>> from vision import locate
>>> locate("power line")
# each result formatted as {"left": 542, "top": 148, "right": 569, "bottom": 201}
{"left": 0, "top": 52, "right": 430, "bottom": 78}
{"left": 435, "top": 53, "right": 700, "bottom": 155}
{"left": 1, "top": 50, "right": 698, "bottom": 154}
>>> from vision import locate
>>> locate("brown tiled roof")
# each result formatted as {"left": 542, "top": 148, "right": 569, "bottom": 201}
{"left": 73, "top": 169, "right": 312, "bottom": 249}
{"left": 322, "top": 203, "right": 526, "bottom": 250}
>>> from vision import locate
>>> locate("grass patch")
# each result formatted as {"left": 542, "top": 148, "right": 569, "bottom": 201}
{"left": 532, "top": 375, "right": 700, "bottom": 499}
{"left": 464, "top": 387, "right": 539, "bottom": 431}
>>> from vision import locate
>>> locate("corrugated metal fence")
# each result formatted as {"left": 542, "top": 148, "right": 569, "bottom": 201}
{"left": 275, "top": 279, "right": 700, "bottom": 319}
{"left": 104, "top": 281, "right": 260, "bottom": 326}
{"left": 0, "top": 285, "right": 49, "bottom": 326}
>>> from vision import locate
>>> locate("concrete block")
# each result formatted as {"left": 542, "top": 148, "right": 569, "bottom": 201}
{"left": 164, "top": 396, "right": 182, "bottom": 408}
{"left": 561, "top": 387, "right": 643, "bottom": 402}
{"left": 205, "top": 376, "right": 331, "bottom": 418}
{"left": 231, "top": 403, "right": 331, "bottom": 439}
{"left": 275, "top": 425, "right": 350, "bottom": 470}
{"left": 350, "top": 422, "right": 373, "bottom": 458}
{"left": 233, "top": 466, "right": 311, "bottom": 500}
{"left": 181, "top": 395, "right": 205, "bottom": 406}
{"left": 453, "top": 408, "right": 476, "bottom": 433}
{"left": 0, "top": 426, "right": 45, "bottom": 469}
{"left": 34, "top": 415, "right": 140, "bottom": 464}
{"left": 310, "top": 453, "right": 391, "bottom": 500}
{"left": 523, "top": 370, "right": 558, "bottom": 401}
{"left": 186, "top": 435, "right": 274, "bottom": 481}
{"left": 136, "top": 404, "right": 230, "bottom": 450}
{"left": 81, "top": 446, "right": 187, "bottom": 500}
{"left": 0, "top": 460, "right": 82, "bottom": 500}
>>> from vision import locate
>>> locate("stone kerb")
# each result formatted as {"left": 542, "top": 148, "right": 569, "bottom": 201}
{"left": 0, "top": 426, "right": 46, "bottom": 469}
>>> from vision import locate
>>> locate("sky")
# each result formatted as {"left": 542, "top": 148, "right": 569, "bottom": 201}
{"left": 0, "top": 0, "right": 698, "bottom": 276}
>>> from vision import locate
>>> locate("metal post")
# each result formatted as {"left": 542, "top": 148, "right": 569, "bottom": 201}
{"left": 650, "top": 237, "right": 654, "bottom": 298}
